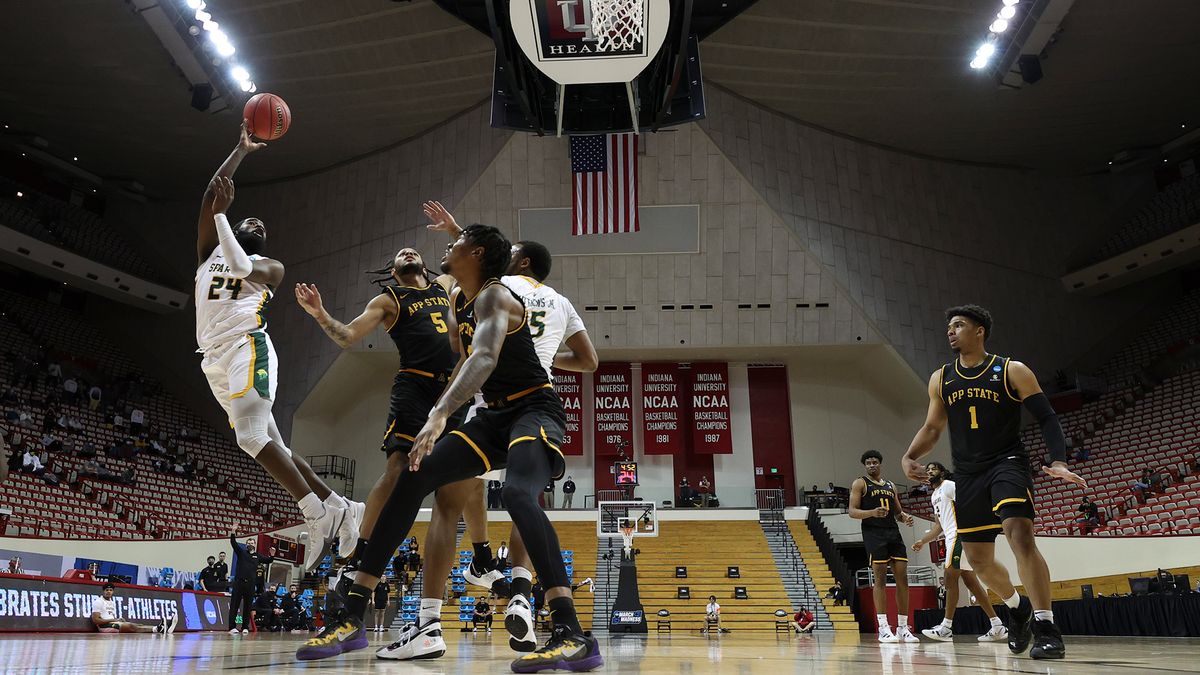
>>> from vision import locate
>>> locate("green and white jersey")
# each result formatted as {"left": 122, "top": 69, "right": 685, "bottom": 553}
{"left": 195, "top": 247, "right": 273, "bottom": 353}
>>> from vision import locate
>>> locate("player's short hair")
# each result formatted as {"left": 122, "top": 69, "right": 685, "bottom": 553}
{"left": 462, "top": 224, "right": 512, "bottom": 280}
{"left": 102, "top": 582, "right": 115, "bottom": 591}
{"left": 945, "top": 304, "right": 993, "bottom": 340}
{"left": 515, "top": 240, "right": 553, "bottom": 281}
{"left": 926, "top": 461, "right": 951, "bottom": 479}
{"left": 860, "top": 450, "right": 883, "bottom": 465}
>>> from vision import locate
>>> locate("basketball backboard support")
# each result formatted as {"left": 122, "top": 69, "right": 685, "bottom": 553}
{"left": 598, "top": 501, "right": 659, "bottom": 539}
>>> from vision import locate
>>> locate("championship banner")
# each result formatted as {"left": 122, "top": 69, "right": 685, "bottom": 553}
{"left": 0, "top": 574, "right": 230, "bottom": 632}
{"left": 593, "top": 362, "right": 633, "bottom": 457}
{"left": 641, "top": 363, "right": 683, "bottom": 455}
{"left": 553, "top": 369, "right": 585, "bottom": 456}
{"left": 690, "top": 362, "right": 733, "bottom": 454}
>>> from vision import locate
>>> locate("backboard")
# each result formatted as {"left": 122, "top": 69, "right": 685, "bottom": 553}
{"left": 598, "top": 500, "right": 658, "bottom": 539}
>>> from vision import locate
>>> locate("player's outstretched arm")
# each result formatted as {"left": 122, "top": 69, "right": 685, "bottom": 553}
{"left": 409, "top": 285, "right": 517, "bottom": 469}
{"left": 295, "top": 285, "right": 394, "bottom": 349}
{"left": 902, "top": 370, "right": 947, "bottom": 481}
{"left": 1008, "top": 360, "right": 1087, "bottom": 488}
{"left": 197, "top": 122, "right": 265, "bottom": 264}
{"left": 423, "top": 200, "right": 463, "bottom": 239}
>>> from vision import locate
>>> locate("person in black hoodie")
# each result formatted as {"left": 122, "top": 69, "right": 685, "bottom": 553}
{"left": 228, "top": 525, "right": 274, "bottom": 633}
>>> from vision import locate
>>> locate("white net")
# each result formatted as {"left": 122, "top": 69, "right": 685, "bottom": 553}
{"left": 590, "top": 0, "right": 644, "bottom": 53}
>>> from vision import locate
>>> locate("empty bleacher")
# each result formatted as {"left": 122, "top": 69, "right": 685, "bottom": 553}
{"left": 1080, "top": 174, "right": 1200, "bottom": 268}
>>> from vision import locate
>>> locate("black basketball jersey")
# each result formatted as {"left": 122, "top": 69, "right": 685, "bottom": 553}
{"left": 859, "top": 476, "right": 899, "bottom": 531}
{"left": 940, "top": 353, "right": 1024, "bottom": 474}
{"left": 382, "top": 283, "right": 456, "bottom": 377}
{"left": 453, "top": 279, "right": 550, "bottom": 403}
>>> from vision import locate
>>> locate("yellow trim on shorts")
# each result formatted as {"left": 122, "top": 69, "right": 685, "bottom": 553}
{"left": 509, "top": 436, "right": 537, "bottom": 448}
{"left": 399, "top": 368, "right": 436, "bottom": 378}
{"left": 945, "top": 535, "right": 958, "bottom": 570}
{"left": 957, "top": 523, "right": 1004, "bottom": 534}
{"left": 230, "top": 334, "right": 257, "bottom": 399}
{"left": 992, "top": 497, "right": 1027, "bottom": 512}
{"left": 540, "top": 426, "right": 561, "bottom": 454}
{"left": 382, "top": 420, "right": 395, "bottom": 442}
{"left": 394, "top": 433, "right": 415, "bottom": 442}
{"left": 452, "top": 430, "right": 490, "bottom": 473}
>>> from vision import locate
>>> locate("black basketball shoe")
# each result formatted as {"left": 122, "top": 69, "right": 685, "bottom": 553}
{"left": 1029, "top": 619, "right": 1065, "bottom": 659}
{"left": 1007, "top": 596, "right": 1033, "bottom": 654}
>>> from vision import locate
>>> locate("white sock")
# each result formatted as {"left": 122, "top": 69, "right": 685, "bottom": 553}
{"left": 419, "top": 599, "right": 442, "bottom": 623}
{"left": 897, "top": 615, "right": 909, "bottom": 628}
{"left": 512, "top": 566, "right": 533, "bottom": 582}
{"left": 990, "top": 616, "right": 1004, "bottom": 627}
{"left": 323, "top": 492, "right": 348, "bottom": 510}
{"left": 941, "top": 617, "right": 953, "bottom": 629}
{"left": 1003, "top": 592, "right": 1021, "bottom": 609}
{"left": 1033, "top": 610, "right": 1053, "bottom": 622}
{"left": 877, "top": 614, "right": 889, "bottom": 631}
{"left": 298, "top": 493, "right": 325, "bottom": 520}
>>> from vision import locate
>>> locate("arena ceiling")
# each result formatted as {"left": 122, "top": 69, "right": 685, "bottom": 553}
{"left": 3, "top": 0, "right": 1199, "bottom": 197}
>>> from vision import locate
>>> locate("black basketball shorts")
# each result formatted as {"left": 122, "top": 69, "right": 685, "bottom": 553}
{"left": 863, "top": 527, "right": 907, "bottom": 565}
{"left": 954, "top": 456, "right": 1036, "bottom": 543}
{"left": 381, "top": 371, "right": 467, "bottom": 456}
{"left": 443, "top": 387, "right": 567, "bottom": 480}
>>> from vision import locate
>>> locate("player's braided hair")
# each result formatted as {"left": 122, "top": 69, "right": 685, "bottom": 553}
{"left": 945, "top": 304, "right": 993, "bottom": 339}
{"left": 462, "top": 224, "right": 512, "bottom": 280}
{"left": 364, "top": 254, "right": 434, "bottom": 288}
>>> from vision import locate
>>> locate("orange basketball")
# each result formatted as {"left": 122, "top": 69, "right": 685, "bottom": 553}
{"left": 243, "top": 93, "right": 291, "bottom": 141}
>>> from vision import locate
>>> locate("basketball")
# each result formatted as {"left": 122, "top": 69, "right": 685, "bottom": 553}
{"left": 243, "top": 93, "right": 291, "bottom": 141}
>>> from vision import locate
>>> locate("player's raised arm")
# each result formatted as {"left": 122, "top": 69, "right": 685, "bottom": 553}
{"left": 423, "top": 200, "right": 463, "bottom": 239}
{"left": 902, "top": 370, "right": 948, "bottom": 481}
{"left": 197, "top": 122, "right": 265, "bottom": 264}
{"left": 295, "top": 285, "right": 395, "bottom": 349}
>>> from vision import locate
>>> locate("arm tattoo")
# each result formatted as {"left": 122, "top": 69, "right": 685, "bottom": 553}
{"left": 317, "top": 315, "right": 355, "bottom": 349}
{"left": 433, "top": 288, "right": 510, "bottom": 415}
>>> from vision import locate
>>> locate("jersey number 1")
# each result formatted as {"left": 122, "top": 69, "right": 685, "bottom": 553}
{"left": 969, "top": 406, "right": 980, "bottom": 430}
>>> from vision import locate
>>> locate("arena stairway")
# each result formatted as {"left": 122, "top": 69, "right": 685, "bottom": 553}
{"left": 758, "top": 510, "right": 831, "bottom": 630}
{"left": 787, "top": 520, "right": 859, "bottom": 632}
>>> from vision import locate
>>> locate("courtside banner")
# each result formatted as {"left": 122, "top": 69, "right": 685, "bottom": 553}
{"left": 553, "top": 369, "right": 585, "bottom": 456}
{"left": 0, "top": 575, "right": 229, "bottom": 632}
{"left": 593, "top": 362, "right": 633, "bottom": 457}
{"left": 641, "top": 363, "right": 683, "bottom": 455}
{"left": 690, "top": 362, "right": 733, "bottom": 454}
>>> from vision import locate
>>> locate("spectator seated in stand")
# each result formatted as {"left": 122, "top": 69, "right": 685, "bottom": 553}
{"left": 790, "top": 606, "right": 815, "bottom": 634}
{"left": 1076, "top": 496, "right": 1101, "bottom": 533}
{"left": 22, "top": 448, "right": 44, "bottom": 475}
{"left": 254, "top": 586, "right": 282, "bottom": 632}
{"left": 471, "top": 596, "right": 494, "bottom": 632}
{"left": 824, "top": 580, "right": 845, "bottom": 606}
{"left": 702, "top": 595, "right": 728, "bottom": 634}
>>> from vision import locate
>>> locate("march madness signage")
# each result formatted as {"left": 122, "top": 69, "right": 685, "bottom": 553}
{"left": 690, "top": 362, "right": 733, "bottom": 454}
{"left": 0, "top": 575, "right": 229, "bottom": 632}
{"left": 527, "top": 0, "right": 648, "bottom": 59}
{"left": 553, "top": 368, "right": 584, "bottom": 456}
{"left": 593, "top": 362, "right": 633, "bottom": 457}
{"left": 641, "top": 363, "right": 683, "bottom": 455}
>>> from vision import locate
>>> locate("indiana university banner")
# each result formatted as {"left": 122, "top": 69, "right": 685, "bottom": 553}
{"left": 641, "top": 363, "right": 683, "bottom": 455}
{"left": 593, "top": 362, "right": 633, "bottom": 457}
{"left": 690, "top": 362, "right": 733, "bottom": 454}
{"left": 552, "top": 369, "right": 584, "bottom": 456}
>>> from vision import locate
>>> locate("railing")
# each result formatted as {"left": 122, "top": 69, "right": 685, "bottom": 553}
{"left": 856, "top": 564, "right": 939, "bottom": 587}
{"left": 806, "top": 507, "right": 857, "bottom": 614}
{"left": 754, "top": 488, "right": 784, "bottom": 511}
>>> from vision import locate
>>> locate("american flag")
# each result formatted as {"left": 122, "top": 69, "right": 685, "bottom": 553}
{"left": 570, "top": 133, "right": 640, "bottom": 236}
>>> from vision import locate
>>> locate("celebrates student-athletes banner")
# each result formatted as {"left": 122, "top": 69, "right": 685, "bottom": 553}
{"left": 690, "top": 362, "right": 733, "bottom": 454}
{"left": 641, "top": 363, "right": 683, "bottom": 455}
{"left": 552, "top": 369, "right": 584, "bottom": 456}
{"left": 0, "top": 575, "right": 229, "bottom": 632}
{"left": 593, "top": 362, "right": 633, "bottom": 457}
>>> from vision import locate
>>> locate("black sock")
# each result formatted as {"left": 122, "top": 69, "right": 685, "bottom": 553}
{"left": 511, "top": 577, "right": 533, "bottom": 599}
{"left": 472, "top": 541, "right": 493, "bottom": 566}
{"left": 548, "top": 597, "right": 581, "bottom": 634}
{"left": 344, "top": 584, "right": 372, "bottom": 619}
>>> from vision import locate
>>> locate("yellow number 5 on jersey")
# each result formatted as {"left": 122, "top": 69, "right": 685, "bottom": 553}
{"left": 430, "top": 312, "right": 448, "bottom": 334}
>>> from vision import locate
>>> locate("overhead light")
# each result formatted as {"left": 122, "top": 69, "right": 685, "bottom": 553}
{"left": 186, "top": 0, "right": 205, "bottom": 9}
{"left": 231, "top": 66, "right": 250, "bottom": 82}
{"left": 239, "top": 80, "right": 254, "bottom": 92}
{"left": 16, "top": 191, "right": 23, "bottom": 198}
{"left": 999, "top": 5, "right": 1016, "bottom": 19}
{"left": 209, "top": 29, "right": 229, "bottom": 45}
{"left": 73, "top": 156, "right": 79, "bottom": 161}
{"left": 1002, "top": 0, "right": 1019, "bottom": 5}
{"left": 990, "top": 19, "right": 1009, "bottom": 33}
{"left": 195, "top": 9, "right": 210, "bottom": 21}
{"left": 202, "top": 20, "right": 219, "bottom": 32}
{"left": 216, "top": 42, "right": 235, "bottom": 57}
{"left": 976, "top": 43, "right": 996, "bottom": 58}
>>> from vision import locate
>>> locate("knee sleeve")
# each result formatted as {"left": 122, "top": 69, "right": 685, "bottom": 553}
{"left": 233, "top": 416, "right": 272, "bottom": 456}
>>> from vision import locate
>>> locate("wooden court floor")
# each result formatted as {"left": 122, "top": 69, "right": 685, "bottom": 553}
{"left": 1, "top": 629, "right": 1195, "bottom": 673}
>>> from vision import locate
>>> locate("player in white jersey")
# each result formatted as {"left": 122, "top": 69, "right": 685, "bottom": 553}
{"left": 195, "top": 123, "right": 362, "bottom": 572}
{"left": 912, "top": 461, "right": 1007, "bottom": 642}
{"left": 374, "top": 203, "right": 597, "bottom": 661}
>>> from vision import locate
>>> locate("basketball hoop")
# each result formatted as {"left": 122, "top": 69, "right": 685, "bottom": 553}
{"left": 590, "top": 0, "right": 644, "bottom": 53}
{"left": 619, "top": 524, "right": 635, "bottom": 556}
